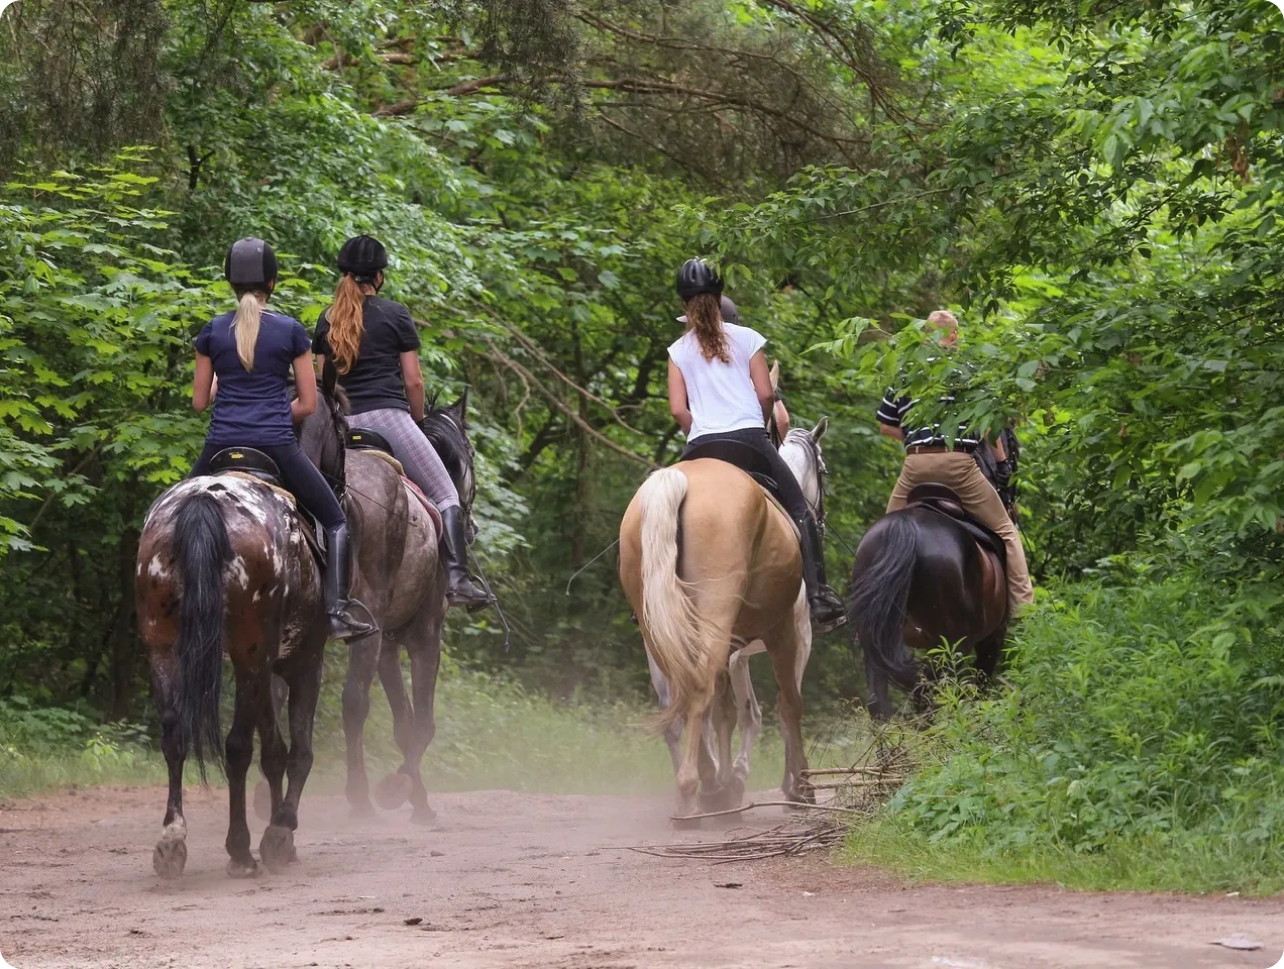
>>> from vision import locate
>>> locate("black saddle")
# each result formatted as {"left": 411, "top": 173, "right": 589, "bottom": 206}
{"left": 681, "top": 439, "right": 784, "bottom": 507}
{"left": 209, "top": 447, "right": 283, "bottom": 487}
{"left": 346, "top": 428, "right": 393, "bottom": 454}
{"left": 905, "top": 482, "right": 1006, "bottom": 569}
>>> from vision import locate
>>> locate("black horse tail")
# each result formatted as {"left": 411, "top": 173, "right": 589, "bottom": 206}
{"left": 850, "top": 513, "right": 919, "bottom": 691}
{"left": 174, "top": 492, "right": 232, "bottom": 780}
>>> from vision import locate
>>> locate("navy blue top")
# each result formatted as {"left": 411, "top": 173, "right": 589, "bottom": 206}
{"left": 194, "top": 309, "right": 312, "bottom": 447}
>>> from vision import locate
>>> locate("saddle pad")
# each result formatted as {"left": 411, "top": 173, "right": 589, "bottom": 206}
{"left": 223, "top": 471, "right": 297, "bottom": 509}
{"left": 363, "top": 449, "right": 406, "bottom": 477}
{"left": 220, "top": 471, "right": 326, "bottom": 564}
{"left": 401, "top": 477, "right": 443, "bottom": 538}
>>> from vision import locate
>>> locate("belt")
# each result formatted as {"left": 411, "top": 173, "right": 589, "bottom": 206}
{"left": 906, "top": 444, "right": 977, "bottom": 455}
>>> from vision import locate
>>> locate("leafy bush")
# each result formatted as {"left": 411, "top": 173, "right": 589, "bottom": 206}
{"left": 862, "top": 574, "right": 1284, "bottom": 893}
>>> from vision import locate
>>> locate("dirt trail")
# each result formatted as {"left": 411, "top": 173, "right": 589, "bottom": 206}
{"left": 2, "top": 785, "right": 1282, "bottom": 968}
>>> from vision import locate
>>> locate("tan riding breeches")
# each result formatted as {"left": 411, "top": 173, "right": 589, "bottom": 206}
{"left": 886, "top": 451, "right": 1035, "bottom": 612}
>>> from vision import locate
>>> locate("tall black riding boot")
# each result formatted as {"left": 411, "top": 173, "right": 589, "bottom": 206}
{"left": 323, "top": 524, "right": 377, "bottom": 641}
{"left": 799, "top": 515, "right": 847, "bottom": 633}
{"left": 441, "top": 506, "right": 494, "bottom": 608}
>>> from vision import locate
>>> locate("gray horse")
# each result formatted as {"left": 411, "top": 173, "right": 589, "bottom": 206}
{"left": 297, "top": 388, "right": 480, "bottom": 824}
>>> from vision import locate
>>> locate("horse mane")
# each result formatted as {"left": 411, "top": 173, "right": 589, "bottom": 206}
{"left": 421, "top": 391, "right": 472, "bottom": 496}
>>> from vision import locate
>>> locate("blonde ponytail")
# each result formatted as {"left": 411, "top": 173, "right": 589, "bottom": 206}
{"left": 233, "top": 290, "right": 263, "bottom": 371}
{"left": 686, "top": 292, "right": 730, "bottom": 363}
{"left": 326, "top": 274, "right": 366, "bottom": 374}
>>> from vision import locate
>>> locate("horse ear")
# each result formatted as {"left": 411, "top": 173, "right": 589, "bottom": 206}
{"left": 769, "top": 360, "right": 780, "bottom": 392}
{"left": 452, "top": 388, "right": 469, "bottom": 424}
{"left": 812, "top": 416, "right": 829, "bottom": 441}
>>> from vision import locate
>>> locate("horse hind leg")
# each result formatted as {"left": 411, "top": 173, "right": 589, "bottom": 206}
{"left": 765, "top": 623, "right": 813, "bottom": 805}
{"left": 372, "top": 638, "right": 413, "bottom": 813}
{"left": 342, "top": 633, "right": 382, "bottom": 818}
{"left": 699, "top": 668, "right": 742, "bottom": 813}
{"left": 255, "top": 673, "right": 287, "bottom": 824}
{"left": 729, "top": 643, "right": 764, "bottom": 797}
{"left": 224, "top": 667, "right": 260, "bottom": 878}
{"left": 151, "top": 655, "right": 189, "bottom": 879}
{"left": 403, "top": 607, "right": 445, "bottom": 826}
{"left": 261, "top": 638, "right": 324, "bottom": 872}
{"left": 647, "top": 647, "right": 683, "bottom": 775}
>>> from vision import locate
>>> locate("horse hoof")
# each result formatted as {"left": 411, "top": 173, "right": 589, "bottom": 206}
{"left": 152, "top": 838, "right": 187, "bottom": 880}
{"left": 374, "top": 773, "right": 412, "bottom": 811}
{"left": 253, "top": 780, "right": 272, "bottom": 823}
{"left": 410, "top": 804, "right": 438, "bottom": 827}
{"left": 226, "top": 857, "right": 260, "bottom": 879}
{"left": 259, "top": 825, "right": 295, "bottom": 873}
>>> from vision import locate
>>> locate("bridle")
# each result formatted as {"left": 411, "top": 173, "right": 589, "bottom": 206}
{"left": 783, "top": 428, "right": 827, "bottom": 536}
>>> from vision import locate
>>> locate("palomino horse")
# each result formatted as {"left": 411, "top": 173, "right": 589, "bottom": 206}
{"left": 621, "top": 422, "right": 830, "bottom": 818}
{"left": 317, "top": 392, "right": 478, "bottom": 824}
{"left": 645, "top": 424, "right": 827, "bottom": 796}
{"left": 136, "top": 388, "right": 346, "bottom": 879}
{"left": 849, "top": 492, "right": 1008, "bottom": 719}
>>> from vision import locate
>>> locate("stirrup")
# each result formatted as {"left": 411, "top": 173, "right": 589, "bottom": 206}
{"left": 329, "top": 599, "right": 378, "bottom": 641}
{"left": 809, "top": 592, "right": 847, "bottom": 633}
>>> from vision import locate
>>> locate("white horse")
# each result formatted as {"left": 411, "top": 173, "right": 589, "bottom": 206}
{"left": 646, "top": 422, "right": 827, "bottom": 804}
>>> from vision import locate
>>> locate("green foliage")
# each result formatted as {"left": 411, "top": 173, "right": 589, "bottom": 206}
{"left": 865, "top": 574, "right": 1284, "bottom": 892}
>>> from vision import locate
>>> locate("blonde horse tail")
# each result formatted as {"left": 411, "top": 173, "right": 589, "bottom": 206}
{"left": 638, "top": 467, "right": 717, "bottom": 729}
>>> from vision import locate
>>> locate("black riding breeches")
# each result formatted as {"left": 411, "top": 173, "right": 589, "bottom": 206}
{"left": 190, "top": 441, "right": 346, "bottom": 529}
{"left": 683, "top": 427, "right": 810, "bottom": 525}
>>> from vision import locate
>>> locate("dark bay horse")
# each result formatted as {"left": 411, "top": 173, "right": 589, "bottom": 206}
{"left": 849, "top": 496, "right": 1008, "bottom": 720}
{"left": 319, "top": 392, "right": 478, "bottom": 824}
{"left": 136, "top": 388, "right": 347, "bottom": 879}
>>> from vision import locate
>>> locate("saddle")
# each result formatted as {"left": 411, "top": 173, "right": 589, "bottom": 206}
{"left": 207, "top": 447, "right": 325, "bottom": 562}
{"left": 905, "top": 482, "right": 1006, "bottom": 570}
{"left": 209, "top": 447, "right": 284, "bottom": 488}
{"left": 681, "top": 439, "right": 785, "bottom": 508}
{"left": 344, "top": 430, "right": 443, "bottom": 537}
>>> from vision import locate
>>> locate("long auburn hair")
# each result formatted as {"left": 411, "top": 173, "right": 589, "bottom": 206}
{"left": 326, "top": 274, "right": 366, "bottom": 374}
{"left": 231, "top": 287, "right": 266, "bottom": 371}
{"left": 685, "top": 292, "right": 729, "bottom": 363}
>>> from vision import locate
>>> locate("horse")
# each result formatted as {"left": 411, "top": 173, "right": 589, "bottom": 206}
{"left": 620, "top": 421, "right": 831, "bottom": 818}
{"left": 644, "top": 424, "right": 828, "bottom": 802}
{"left": 135, "top": 386, "right": 347, "bottom": 879}
{"left": 848, "top": 492, "right": 1008, "bottom": 720}
{"left": 308, "top": 391, "right": 478, "bottom": 824}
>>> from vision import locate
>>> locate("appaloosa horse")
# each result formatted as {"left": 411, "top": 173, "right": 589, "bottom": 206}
{"left": 620, "top": 423, "right": 830, "bottom": 818}
{"left": 136, "top": 387, "right": 347, "bottom": 878}
{"left": 849, "top": 491, "right": 1008, "bottom": 719}
{"left": 316, "top": 392, "right": 479, "bottom": 824}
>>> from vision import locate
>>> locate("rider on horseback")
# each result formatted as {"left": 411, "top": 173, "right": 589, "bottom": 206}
{"left": 667, "top": 258, "right": 846, "bottom": 632}
{"left": 312, "top": 235, "right": 493, "bottom": 608}
{"left": 877, "top": 309, "right": 1034, "bottom": 614}
{"left": 190, "top": 238, "right": 375, "bottom": 641}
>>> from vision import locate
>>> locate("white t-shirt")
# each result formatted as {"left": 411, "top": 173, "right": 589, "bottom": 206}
{"left": 668, "top": 321, "right": 768, "bottom": 440}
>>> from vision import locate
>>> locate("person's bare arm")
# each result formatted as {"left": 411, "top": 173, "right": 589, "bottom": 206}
{"left": 668, "top": 359, "right": 692, "bottom": 436}
{"left": 749, "top": 350, "right": 774, "bottom": 425}
{"left": 291, "top": 354, "right": 317, "bottom": 422}
{"left": 401, "top": 350, "right": 426, "bottom": 422}
{"left": 880, "top": 423, "right": 905, "bottom": 441}
{"left": 192, "top": 354, "right": 214, "bottom": 412}
{"left": 990, "top": 434, "right": 1007, "bottom": 462}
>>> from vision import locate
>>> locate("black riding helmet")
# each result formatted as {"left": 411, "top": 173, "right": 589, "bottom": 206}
{"left": 224, "top": 237, "right": 278, "bottom": 287}
{"left": 337, "top": 234, "right": 389, "bottom": 279}
{"left": 676, "top": 258, "right": 723, "bottom": 302}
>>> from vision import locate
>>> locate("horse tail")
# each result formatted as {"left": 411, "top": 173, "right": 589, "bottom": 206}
{"left": 174, "top": 491, "right": 232, "bottom": 780}
{"left": 850, "top": 512, "right": 919, "bottom": 691}
{"left": 637, "top": 467, "right": 720, "bottom": 729}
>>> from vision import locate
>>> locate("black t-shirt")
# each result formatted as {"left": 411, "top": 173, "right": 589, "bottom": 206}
{"left": 313, "top": 296, "right": 422, "bottom": 415}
